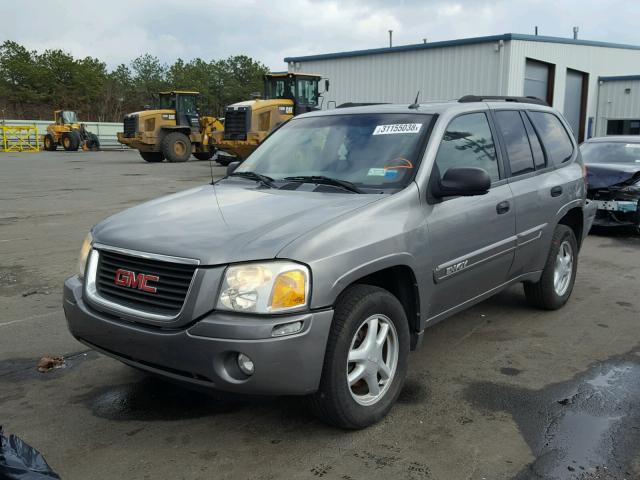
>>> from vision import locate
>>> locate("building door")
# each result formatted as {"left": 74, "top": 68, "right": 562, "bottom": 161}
{"left": 564, "top": 69, "right": 588, "bottom": 142}
{"left": 524, "top": 59, "right": 554, "bottom": 105}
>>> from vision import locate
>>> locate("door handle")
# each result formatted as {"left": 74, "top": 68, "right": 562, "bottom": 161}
{"left": 551, "top": 186, "right": 563, "bottom": 197}
{"left": 496, "top": 201, "right": 510, "bottom": 214}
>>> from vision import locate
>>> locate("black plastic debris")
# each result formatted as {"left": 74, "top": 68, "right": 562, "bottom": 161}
{"left": 0, "top": 426, "right": 60, "bottom": 479}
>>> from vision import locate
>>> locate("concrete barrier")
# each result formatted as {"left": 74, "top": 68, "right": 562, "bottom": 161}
{"left": 0, "top": 119, "right": 127, "bottom": 150}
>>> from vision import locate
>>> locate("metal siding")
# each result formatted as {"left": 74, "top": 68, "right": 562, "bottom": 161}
{"left": 596, "top": 79, "right": 640, "bottom": 136}
{"left": 506, "top": 40, "right": 640, "bottom": 137}
{"left": 293, "top": 42, "right": 503, "bottom": 107}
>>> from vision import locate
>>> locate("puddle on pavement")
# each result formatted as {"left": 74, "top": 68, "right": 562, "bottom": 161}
{"left": 464, "top": 347, "right": 640, "bottom": 479}
{"left": 77, "top": 376, "right": 258, "bottom": 421}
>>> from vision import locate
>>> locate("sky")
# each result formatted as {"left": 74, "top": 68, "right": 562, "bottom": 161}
{"left": 3, "top": 0, "right": 640, "bottom": 71}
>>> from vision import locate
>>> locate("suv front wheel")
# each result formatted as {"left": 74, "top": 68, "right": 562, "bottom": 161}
{"left": 311, "top": 285, "right": 409, "bottom": 429}
{"left": 524, "top": 224, "right": 578, "bottom": 310}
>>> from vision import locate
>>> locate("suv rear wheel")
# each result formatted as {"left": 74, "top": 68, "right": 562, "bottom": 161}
{"left": 162, "top": 132, "right": 191, "bottom": 162}
{"left": 524, "top": 224, "right": 578, "bottom": 310}
{"left": 310, "top": 284, "right": 409, "bottom": 429}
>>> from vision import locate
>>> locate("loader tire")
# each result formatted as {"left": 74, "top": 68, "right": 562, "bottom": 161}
{"left": 140, "top": 152, "right": 164, "bottom": 163}
{"left": 193, "top": 149, "right": 216, "bottom": 161}
{"left": 86, "top": 133, "right": 100, "bottom": 151}
{"left": 162, "top": 132, "right": 191, "bottom": 162}
{"left": 43, "top": 134, "right": 57, "bottom": 151}
{"left": 62, "top": 131, "right": 80, "bottom": 151}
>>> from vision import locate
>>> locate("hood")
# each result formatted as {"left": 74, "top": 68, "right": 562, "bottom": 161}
{"left": 92, "top": 181, "right": 381, "bottom": 265}
{"left": 586, "top": 163, "right": 640, "bottom": 189}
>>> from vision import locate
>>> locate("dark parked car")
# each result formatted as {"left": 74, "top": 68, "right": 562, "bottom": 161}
{"left": 581, "top": 136, "right": 640, "bottom": 230}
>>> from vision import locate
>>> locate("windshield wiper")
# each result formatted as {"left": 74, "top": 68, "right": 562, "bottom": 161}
{"left": 229, "top": 171, "right": 275, "bottom": 188}
{"left": 282, "top": 175, "right": 362, "bottom": 193}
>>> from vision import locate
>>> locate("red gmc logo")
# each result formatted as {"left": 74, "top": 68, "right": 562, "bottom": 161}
{"left": 114, "top": 269, "right": 160, "bottom": 293}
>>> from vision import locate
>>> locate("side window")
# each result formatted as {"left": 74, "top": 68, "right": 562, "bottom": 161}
{"left": 528, "top": 111, "right": 574, "bottom": 165}
{"left": 435, "top": 112, "right": 500, "bottom": 182}
{"left": 522, "top": 114, "right": 546, "bottom": 169}
{"left": 495, "top": 110, "right": 535, "bottom": 176}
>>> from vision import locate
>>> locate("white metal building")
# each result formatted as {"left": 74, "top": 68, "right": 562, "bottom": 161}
{"left": 284, "top": 33, "right": 640, "bottom": 142}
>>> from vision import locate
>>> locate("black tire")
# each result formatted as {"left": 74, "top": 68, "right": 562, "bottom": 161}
{"left": 523, "top": 224, "right": 578, "bottom": 310}
{"left": 310, "top": 284, "right": 410, "bottom": 429}
{"left": 62, "top": 131, "right": 80, "bottom": 151}
{"left": 161, "top": 132, "right": 191, "bottom": 162}
{"left": 193, "top": 149, "right": 215, "bottom": 161}
{"left": 140, "top": 152, "right": 164, "bottom": 163}
{"left": 215, "top": 154, "right": 235, "bottom": 167}
{"left": 87, "top": 133, "right": 100, "bottom": 151}
{"left": 43, "top": 134, "right": 57, "bottom": 151}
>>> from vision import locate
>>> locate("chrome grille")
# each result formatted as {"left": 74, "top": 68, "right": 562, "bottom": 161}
{"left": 95, "top": 249, "right": 196, "bottom": 316}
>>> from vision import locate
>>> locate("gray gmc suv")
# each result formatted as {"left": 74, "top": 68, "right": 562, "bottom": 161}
{"left": 64, "top": 96, "right": 596, "bottom": 429}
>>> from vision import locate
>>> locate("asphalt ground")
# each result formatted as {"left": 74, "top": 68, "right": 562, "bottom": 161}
{"left": 1, "top": 150, "right": 639, "bottom": 480}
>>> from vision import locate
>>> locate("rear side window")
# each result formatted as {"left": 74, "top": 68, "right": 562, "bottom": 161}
{"left": 522, "top": 114, "right": 546, "bottom": 169}
{"left": 528, "top": 112, "right": 574, "bottom": 165}
{"left": 495, "top": 110, "right": 535, "bottom": 176}
{"left": 434, "top": 113, "right": 500, "bottom": 182}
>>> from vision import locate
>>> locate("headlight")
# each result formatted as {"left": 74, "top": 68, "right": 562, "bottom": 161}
{"left": 77, "top": 232, "right": 93, "bottom": 279}
{"left": 217, "top": 261, "right": 309, "bottom": 313}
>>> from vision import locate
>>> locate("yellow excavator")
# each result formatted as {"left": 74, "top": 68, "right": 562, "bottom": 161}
{"left": 117, "top": 73, "right": 327, "bottom": 164}
{"left": 43, "top": 110, "right": 100, "bottom": 151}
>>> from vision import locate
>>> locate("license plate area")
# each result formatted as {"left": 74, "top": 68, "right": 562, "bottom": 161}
{"left": 594, "top": 200, "right": 638, "bottom": 212}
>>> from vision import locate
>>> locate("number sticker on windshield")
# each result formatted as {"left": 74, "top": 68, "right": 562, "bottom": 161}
{"left": 372, "top": 123, "right": 422, "bottom": 135}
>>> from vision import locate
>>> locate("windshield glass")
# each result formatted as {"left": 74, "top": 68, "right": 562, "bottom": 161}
{"left": 179, "top": 95, "right": 198, "bottom": 114}
{"left": 580, "top": 141, "right": 640, "bottom": 164}
{"left": 296, "top": 79, "right": 318, "bottom": 106}
{"left": 236, "top": 113, "right": 433, "bottom": 191}
{"left": 265, "top": 77, "right": 294, "bottom": 100}
{"left": 158, "top": 94, "right": 176, "bottom": 110}
{"left": 61, "top": 111, "right": 77, "bottom": 124}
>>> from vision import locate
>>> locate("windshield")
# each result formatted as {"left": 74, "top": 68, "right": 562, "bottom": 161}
{"left": 61, "top": 111, "right": 77, "bottom": 124}
{"left": 179, "top": 95, "right": 198, "bottom": 114}
{"left": 265, "top": 77, "right": 294, "bottom": 100}
{"left": 236, "top": 113, "right": 433, "bottom": 191}
{"left": 580, "top": 141, "right": 640, "bottom": 164}
{"left": 296, "top": 78, "right": 318, "bottom": 106}
{"left": 158, "top": 94, "right": 176, "bottom": 110}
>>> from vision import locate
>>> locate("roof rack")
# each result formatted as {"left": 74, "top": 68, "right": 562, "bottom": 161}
{"left": 458, "top": 95, "right": 548, "bottom": 106}
{"left": 336, "top": 102, "right": 389, "bottom": 108}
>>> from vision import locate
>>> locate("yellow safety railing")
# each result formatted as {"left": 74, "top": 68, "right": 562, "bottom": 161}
{"left": 1, "top": 125, "right": 40, "bottom": 152}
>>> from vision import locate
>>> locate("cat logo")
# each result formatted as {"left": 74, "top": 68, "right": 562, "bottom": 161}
{"left": 278, "top": 106, "right": 294, "bottom": 115}
{"left": 445, "top": 260, "right": 469, "bottom": 276}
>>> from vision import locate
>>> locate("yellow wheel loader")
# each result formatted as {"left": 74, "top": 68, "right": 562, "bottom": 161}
{"left": 43, "top": 111, "right": 100, "bottom": 152}
{"left": 209, "top": 72, "right": 327, "bottom": 165}
{"left": 117, "top": 73, "right": 327, "bottom": 164}
{"left": 116, "top": 91, "right": 223, "bottom": 163}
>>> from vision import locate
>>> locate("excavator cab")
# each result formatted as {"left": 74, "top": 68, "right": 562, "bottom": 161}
{"left": 156, "top": 91, "right": 200, "bottom": 131}
{"left": 264, "top": 73, "right": 324, "bottom": 114}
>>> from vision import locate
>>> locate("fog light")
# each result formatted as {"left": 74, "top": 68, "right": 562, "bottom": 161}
{"left": 271, "top": 321, "right": 303, "bottom": 337}
{"left": 237, "top": 353, "right": 254, "bottom": 375}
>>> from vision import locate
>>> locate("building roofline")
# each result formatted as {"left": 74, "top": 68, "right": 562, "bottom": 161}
{"left": 599, "top": 74, "right": 640, "bottom": 82}
{"left": 283, "top": 33, "right": 640, "bottom": 63}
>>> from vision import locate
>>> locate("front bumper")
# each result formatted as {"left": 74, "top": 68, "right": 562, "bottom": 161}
{"left": 63, "top": 276, "right": 333, "bottom": 395}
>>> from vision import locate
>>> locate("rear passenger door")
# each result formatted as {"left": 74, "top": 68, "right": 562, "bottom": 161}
{"left": 425, "top": 112, "right": 516, "bottom": 319}
{"left": 492, "top": 108, "right": 575, "bottom": 278}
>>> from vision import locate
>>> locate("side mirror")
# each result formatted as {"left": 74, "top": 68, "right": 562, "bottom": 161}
{"left": 227, "top": 161, "right": 241, "bottom": 175}
{"left": 432, "top": 167, "right": 491, "bottom": 198}
{"left": 324, "top": 79, "right": 330, "bottom": 92}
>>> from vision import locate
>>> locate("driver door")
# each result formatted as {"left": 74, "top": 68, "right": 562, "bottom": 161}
{"left": 425, "top": 112, "right": 516, "bottom": 319}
